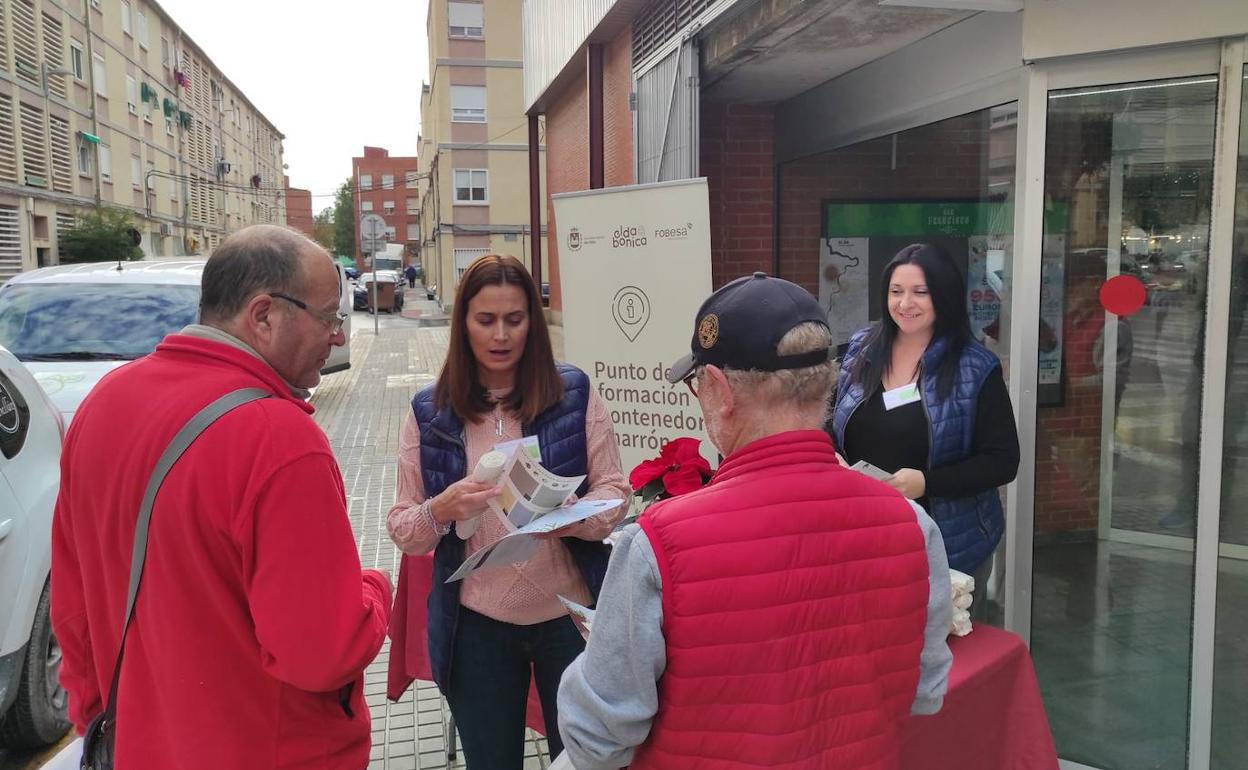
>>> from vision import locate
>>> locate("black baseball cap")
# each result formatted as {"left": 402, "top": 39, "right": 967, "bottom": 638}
{"left": 666, "top": 272, "right": 831, "bottom": 384}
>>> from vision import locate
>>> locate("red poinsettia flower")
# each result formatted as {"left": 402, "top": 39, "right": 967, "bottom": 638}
{"left": 629, "top": 437, "right": 713, "bottom": 498}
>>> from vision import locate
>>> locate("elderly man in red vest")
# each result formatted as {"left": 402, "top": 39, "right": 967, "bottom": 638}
{"left": 556, "top": 272, "right": 953, "bottom": 770}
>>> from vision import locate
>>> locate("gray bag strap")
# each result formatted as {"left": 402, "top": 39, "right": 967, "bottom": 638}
{"left": 102, "top": 387, "right": 270, "bottom": 722}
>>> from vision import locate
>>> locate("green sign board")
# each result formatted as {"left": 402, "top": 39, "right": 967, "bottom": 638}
{"left": 824, "top": 201, "right": 1067, "bottom": 237}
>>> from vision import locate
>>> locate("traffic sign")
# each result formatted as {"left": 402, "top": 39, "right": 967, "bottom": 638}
{"left": 360, "top": 213, "right": 388, "bottom": 253}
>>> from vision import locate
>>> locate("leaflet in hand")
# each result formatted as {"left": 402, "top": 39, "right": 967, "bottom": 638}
{"left": 444, "top": 498, "right": 624, "bottom": 583}
{"left": 850, "top": 459, "right": 894, "bottom": 482}
{"left": 491, "top": 448, "right": 586, "bottom": 528}
{"left": 557, "top": 595, "right": 596, "bottom": 640}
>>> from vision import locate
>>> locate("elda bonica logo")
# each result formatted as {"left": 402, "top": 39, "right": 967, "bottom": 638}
{"left": 612, "top": 224, "right": 648, "bottom": 248}
{"left": 568, "top": 228, "right": 582, "bottom": 252}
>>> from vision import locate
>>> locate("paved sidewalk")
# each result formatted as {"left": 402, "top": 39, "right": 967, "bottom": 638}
{"left": 310, "top": 314, "right": 553, "bottom": 770}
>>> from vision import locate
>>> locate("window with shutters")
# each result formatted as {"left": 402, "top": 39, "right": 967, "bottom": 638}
{"left": 42, "top": 13, "right": 66, "bottom": 99}
{"left": 121, "top": 1, "right": 131, "bottom": 35}
{"left": 70, "top": 40, "right": 85, "bottom": 81}
{"left": 405, "top": 170, "right": 419, "bottom": 187}
{"left": 0, "top": 207, "right": 23, "bottom": 286}
{"left": 451, "top": 86, "right": 486, "bottom": 123}
{"left": 49, "top": 116, "right": 72, "bottom": 192}
{"left": 0, "top": 95, "right": 15, "bottom": 184}
{"left": 407, "top": 197, "right": 419, "bottom": 214}
{"left": 407, "top": 223, "right": 420, "bottom": 240}
{"left": 98, "top": 144, "right": 112, "bottom": 183}
{"left": 136, "top": 10, "right": 148, "bottom": 49}
{"left": 448, "top": 2, "right": 484, "bottom": 37}
{"left": 130, "top": 156, "right": 141, "bottom": 189}
{"left": 359, "top": 174, "right": 372, "bottom": 190}
{"left": 77, "top": 138, "right": 92, "bottom": 176}
{"left": 453, "top": 169, "right": 488, "bottom": 203}
{"left": 93, "top": 53, "right": 107, "bottom": 97}
{"left": 454, "top": 247, "right": 489, "bottom": 282}
{"left": 382, "top": 174, "right": 394, "bottom": 189}
{"left": 19, "top": 103, "right": 48, "bottom": 188}
{"left": 383, "top": 200, "right": 395, "bottom": 214}
{"left": 12, "top": 0, "right": 40, "bottom": 86}
{"left": 126, "top": 75, "right": 138, "bottom": 114}
{"left": 0, "top": 5, "right": 8, "bottom": 82}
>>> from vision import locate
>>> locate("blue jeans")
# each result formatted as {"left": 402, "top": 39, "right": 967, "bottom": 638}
{"left": 448, "top": 606, "right": 586, "bottom": 769}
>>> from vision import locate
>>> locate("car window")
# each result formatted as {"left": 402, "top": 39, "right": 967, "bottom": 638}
{"left": 0, "top": 283, "right": 201, "bottom": 361}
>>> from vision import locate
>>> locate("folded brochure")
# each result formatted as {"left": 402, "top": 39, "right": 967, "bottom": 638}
{"left": 444, "top": 498, "right": 624, "bottom": 583}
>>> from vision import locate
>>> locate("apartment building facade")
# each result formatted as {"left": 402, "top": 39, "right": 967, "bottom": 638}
{"left": 417, "top": 0, "right": 546, "bottom": 307}
{"left": 0, "top": 0, "right": 285, "bottom": 283}
{"left": 350, "top": 145, "right": 418, "bottom": 267}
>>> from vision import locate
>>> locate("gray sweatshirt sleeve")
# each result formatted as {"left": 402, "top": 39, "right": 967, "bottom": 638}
{"left": 909, "top": 499, "right": 954, "bottom": 715}
{"left": 557, "top": 524, "right": 665, "bottom": 770}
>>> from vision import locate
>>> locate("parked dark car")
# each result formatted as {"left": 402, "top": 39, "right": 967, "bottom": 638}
{"left": 353, "top": 271, "right": 406, "bottom": 313}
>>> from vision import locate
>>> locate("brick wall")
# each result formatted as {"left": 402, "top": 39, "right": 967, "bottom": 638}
{"left": 700, "top": 101, "right": 777, "bottom": 289}
{"left": 544, "top": 26, "right": 634, "bottom": 312}
{"left": 777, "top": 112, "right": 989, "bottom": 296}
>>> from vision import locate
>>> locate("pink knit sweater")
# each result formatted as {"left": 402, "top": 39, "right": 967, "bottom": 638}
{"left": 386, "top": 388, "right": 631, "bottom": 624}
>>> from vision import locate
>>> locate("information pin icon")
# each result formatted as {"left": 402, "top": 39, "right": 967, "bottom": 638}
{"left": 611, "top": 286, "right": 651, "bottom": 342}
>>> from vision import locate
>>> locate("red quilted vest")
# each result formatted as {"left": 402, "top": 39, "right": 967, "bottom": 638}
{"left": 632, "top": 430, "right": 930, "bottom": 770}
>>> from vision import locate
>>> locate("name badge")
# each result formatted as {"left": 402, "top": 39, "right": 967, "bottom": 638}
{"left": 494, "top": 435, "right": 541, "bottom": 460}
{"left": 882, "top": 382, "right": 921, "bottom": 411}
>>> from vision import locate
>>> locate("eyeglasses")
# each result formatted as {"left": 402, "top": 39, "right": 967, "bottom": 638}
{"left": 270, "top": 292, "right": 348, "bottom": 334}
{"left": 682, "top": 369, "right": 700, "bottom": 397}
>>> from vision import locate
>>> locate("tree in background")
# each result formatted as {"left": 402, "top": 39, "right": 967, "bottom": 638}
{"left": 313, "top": 206, "right": 336, "bottom": 252}
{"left": 59, "top": 208, "right": 144, "bottom": 263}
{"left": 331, "top": 179, "right": 355, "bottom": 260}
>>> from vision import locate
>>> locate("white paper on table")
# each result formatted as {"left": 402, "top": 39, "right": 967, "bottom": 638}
{"left": 445, "top": 499, "right": 624, "bottom": 583}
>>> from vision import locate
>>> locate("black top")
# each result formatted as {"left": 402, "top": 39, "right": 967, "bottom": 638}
{"left": 840, "top": 367, "right": 1020, "bottom": 501}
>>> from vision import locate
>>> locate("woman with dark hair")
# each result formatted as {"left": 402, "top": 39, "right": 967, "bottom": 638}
{"left": 831, "top": 243, "right": 1019, "bottom": 588}
{"left": 385, "top": 255, "right": 629, "bottom": 768}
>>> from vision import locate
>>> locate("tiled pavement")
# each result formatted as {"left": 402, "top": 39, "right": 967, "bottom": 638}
{"left": 310, "top": 313, "right": 553, "bottom": 770}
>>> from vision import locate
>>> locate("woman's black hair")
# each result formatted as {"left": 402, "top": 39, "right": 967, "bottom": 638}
{"left": 850, "top": 243, "right": 973, "bottom": 401}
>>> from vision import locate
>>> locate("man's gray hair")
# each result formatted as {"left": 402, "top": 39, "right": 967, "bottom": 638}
{"left": 723, "top": 322, "right": 836, "bottom": 414}
{"left": 200, "top": 225, "right": 322, "bottom": 323}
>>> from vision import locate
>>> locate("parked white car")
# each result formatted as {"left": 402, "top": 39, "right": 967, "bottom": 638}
{"left": 0, "top": 258, "right": 352, "bottom": 423}
{"left": 0, "top": 344, "right": 69, "bottom": 749}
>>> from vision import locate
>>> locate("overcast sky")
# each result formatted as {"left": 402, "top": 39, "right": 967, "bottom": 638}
{"left": 159, "top": 0, "right": 430, "bottom": 214}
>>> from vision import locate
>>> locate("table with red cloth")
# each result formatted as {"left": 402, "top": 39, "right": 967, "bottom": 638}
{"left": 901, "top": 625, "right": 1059, "bottom": 770}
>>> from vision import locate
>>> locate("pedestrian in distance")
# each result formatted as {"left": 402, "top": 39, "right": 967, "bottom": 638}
{"left": 386, "top": 254, "right": 630, "bottom": 769}
{"left": 830, "top": 243, "right": 1020, "bottom": 606}
{"left": 51, "top": 224, "right": 393, "bottom": 770}
{"left": 557, "top": 272, "right": 953, "bottom": 770}
{"left": 405, "top": 263, "right": 418, "bottom": 288}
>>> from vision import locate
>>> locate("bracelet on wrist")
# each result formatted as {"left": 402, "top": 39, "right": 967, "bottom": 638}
{"left": 422, "top": 497, "right": 451, "bottom": 537}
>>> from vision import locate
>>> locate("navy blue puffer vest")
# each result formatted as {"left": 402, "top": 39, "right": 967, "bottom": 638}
{"left": 410, "top": 363, "right": 609, "bottom": 692}
{"left": 831, "top": 329, "right": 1004, "bottom": 574}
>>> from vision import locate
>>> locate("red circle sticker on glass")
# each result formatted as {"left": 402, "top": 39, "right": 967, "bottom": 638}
{"left": 1100, "top": 275, "right": 1146, "bottom": 317}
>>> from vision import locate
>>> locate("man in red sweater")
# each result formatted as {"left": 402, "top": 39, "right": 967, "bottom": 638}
{"left": 557, "top": 273, "right": 952, "bottom": 770}
{"left": 51, "top": 225, "right": 392, "bottom": 769}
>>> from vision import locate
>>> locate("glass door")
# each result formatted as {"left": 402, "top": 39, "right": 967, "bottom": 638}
{"left": 1029, "top": 73, "right": 1219, "bottom": 769}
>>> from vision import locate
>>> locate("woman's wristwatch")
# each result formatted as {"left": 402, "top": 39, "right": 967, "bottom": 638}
{"left": 422, "top": 496, "right": 452, "bottom": 537}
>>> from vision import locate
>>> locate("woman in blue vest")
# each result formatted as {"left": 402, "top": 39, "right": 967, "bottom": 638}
{"left": 831, "top": 243, "right": 1019, "bottom": 600}
{"left": 386, "top": 254, "right": 629, "bottom": 768}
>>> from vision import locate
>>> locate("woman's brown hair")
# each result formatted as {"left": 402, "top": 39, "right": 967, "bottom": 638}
{"left": 434, "top": 254, "right": 563, "bottom": 424}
